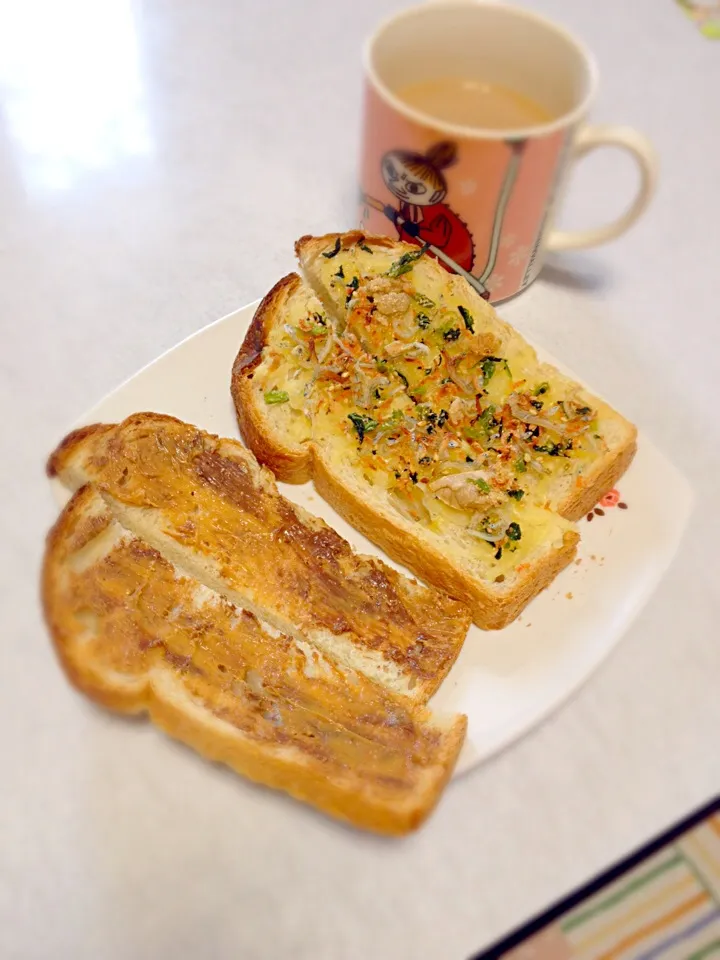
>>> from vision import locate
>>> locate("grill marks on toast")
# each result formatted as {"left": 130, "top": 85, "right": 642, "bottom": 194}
{"left": 43, "top": 487, "right": 466, "bottom": 833}
{"left": 48, "top": 414, "right": 470, "bottom": 701}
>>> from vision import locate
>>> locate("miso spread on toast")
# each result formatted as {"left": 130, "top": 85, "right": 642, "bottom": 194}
{"left": 43, "top": 414, "right": 469, "bottom": 834}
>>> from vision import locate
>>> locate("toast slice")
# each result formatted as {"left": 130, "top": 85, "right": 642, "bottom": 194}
{"left": 231, "top": 232, "right": 636, "bottom": 628}
{"left": 296, "top": 231, "right": 637, "bottom": 521}
{"left": 43, "top": 484, "right": 466, "bottom": 834}
{"left": 48, "top": 414, "right": 470, "bottom": 703}
{"left": 233, "top": 274, "right": 578, "bottom": 628}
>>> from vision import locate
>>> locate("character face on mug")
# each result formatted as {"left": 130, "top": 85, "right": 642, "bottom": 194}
{"left": 381, "top": 142, "right": 456, "bottom": 206}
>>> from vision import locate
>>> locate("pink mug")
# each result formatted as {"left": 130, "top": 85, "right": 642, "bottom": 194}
{"left": 358, "top": 1, "right": 658, "bottom": 303}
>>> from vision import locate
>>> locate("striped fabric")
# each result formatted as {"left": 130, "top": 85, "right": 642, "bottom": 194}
{"left": 505, "top": 815, "right": 720, "bottom": 960}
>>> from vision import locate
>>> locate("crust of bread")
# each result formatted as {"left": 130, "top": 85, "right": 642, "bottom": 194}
{"left": 295, "top": 231, "right": 398, "bottom": 321}
{"left": 42, "top": 488, "right": 133, "bottom": 713}
{"left": 232, "top": 274, "right": 313, "bottom": 483}
{"left": 46, "top": 421, "right": 116, "bottom": 478}
{"left": 42, "top": 485, "right": 466, "bottom": 835}
{"left": 231, "top": 400, "right": 578, "bottom": 629}
{"left": 311, "top": 454, "right": 579, "bottom": 630}
{"left": 557, "top": 429, "right": 637, "bottom": 521}
{"left": 295, "top": 230, "right": 397, "bottom": 258}
{"left": 147, "top": 690, "right": 466, "bottom": 836}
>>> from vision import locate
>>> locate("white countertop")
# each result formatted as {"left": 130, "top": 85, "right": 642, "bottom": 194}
{"left": 1, "top": 1, "right": 718, "bottom": 958}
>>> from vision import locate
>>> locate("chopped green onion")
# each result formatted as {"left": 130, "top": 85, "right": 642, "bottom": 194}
{"left": 442, "top": 327, "right": 461, "bottom": 342}
{"left": 470, "top": 477, "right": 490, "bottom": 493}
{"left": 348, "top": 413, "right": 378, "bottom": 443}
{"left": 481, "top": 357, "right": 497, "bottom": 382}
{"left": 413, "top": 292, "right": 435, "bottom": 309}
{"left": 458, "top": 305, "right": 474, "bottom": 332}
{"left": 478, "top": 404, "right": 496, "bottom": 432}
{"left": 386, "top": 243, "right": 429, "bottom": 278}
{"left": 264, "top": 389, "right": 289, "bottom": 405}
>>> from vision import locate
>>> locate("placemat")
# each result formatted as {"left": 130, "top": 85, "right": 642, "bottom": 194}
{"left": 474, "top": 797, "right": 720, "bottom": 960}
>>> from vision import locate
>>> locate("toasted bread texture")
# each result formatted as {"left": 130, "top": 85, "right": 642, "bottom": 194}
{"left": 48, "top": 413, "right": 470, "bottom": 703}
{"left": 295, "top": 232, "right": 637, "bottom": 522}
{"left": 43, "top": 485, "right": 466, "bottom": 834}
{"left": 231, "top": 232, "right": 637, "bottom": 628}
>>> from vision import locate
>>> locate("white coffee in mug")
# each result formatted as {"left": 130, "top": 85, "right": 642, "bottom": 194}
{"left": 396, "top": 77, "right": 553, "bottom": 130}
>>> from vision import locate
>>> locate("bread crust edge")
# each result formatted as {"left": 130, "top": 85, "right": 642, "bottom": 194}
{"left": 42, "top": 485, "right": 468, "bottom": 836}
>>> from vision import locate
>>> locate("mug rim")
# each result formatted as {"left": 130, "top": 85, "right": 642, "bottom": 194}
{"left": 363, "top": 0, "right": 599, "bottom": 141}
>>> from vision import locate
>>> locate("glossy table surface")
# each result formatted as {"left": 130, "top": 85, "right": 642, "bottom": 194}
{"left": 1, "top": 1, "right": 718, "bottom": 958}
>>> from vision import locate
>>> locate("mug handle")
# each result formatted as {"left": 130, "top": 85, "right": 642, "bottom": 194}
{"left": 546, "top": 125, "right": 659, "bottom": 251}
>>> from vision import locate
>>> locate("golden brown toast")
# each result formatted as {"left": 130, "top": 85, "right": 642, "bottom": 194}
{"left": 43, "top": 484, "right": 466, "bottom": 834}
{"left": 295, "top": 231, "right": 637, "bottom": 522}
{"left": 231, "top": 232, "right": 637, "bottom": 628}
{"left": 48, "top": 413, "right": 470, "bottom": 703}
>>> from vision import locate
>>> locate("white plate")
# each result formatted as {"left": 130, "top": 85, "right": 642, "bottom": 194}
{"left": 52, "top": 300, "right": 693, "bottom": 777}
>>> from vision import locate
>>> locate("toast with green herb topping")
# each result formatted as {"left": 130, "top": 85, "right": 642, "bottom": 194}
{"left": 231, "top": 232, "right": 636, "bottom": 628}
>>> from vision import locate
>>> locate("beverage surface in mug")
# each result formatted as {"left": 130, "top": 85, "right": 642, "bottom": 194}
{"left": 396, "top": 78, "right": 553, "bottom": 130}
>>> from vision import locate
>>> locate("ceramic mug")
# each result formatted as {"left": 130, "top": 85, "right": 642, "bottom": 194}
{"left": 358, "top": 1, "right": 658, "bottom": 303}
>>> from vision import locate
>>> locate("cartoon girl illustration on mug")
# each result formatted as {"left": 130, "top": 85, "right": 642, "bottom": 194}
{"left": 377, "top": 141, "right": 475, "bottom": 271}
{"left": 362, "top": 139, "right": 525, "bottom": 300}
